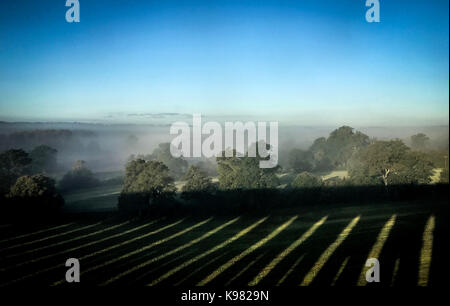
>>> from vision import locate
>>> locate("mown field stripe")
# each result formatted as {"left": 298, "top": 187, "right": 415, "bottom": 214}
{"left": 197, "top": 216, "right": 298, "bottom": 286}
{"left": 277, "top": 254, "right": 306, "bottom": 286}
{"left": 174, "top": 252, "right": 229, "bottom": 286}
{"left": 249, "top": 216, "right": 327, "bottom": 286}
{"left": 101, "top": 217, "right": 239, "bottom": 285}
{"left": 418, "top": 215, "right": 435, "bottom": 286}
{"left": 51, "top": 218, "right": 185, "bottom": 286}
{"left": 300, "top": 215, "right": 360, "bottom": 286}
{"left": 53, "top": 218, "right": 211, "bottom": 286}
{"left": 0, "top": 223, "right": 74, "bottom": 245}
{"left": 1, "top": 222, "right": 102, "bottom": 254}
{"left": 148, "top": 217, "right": 268, "bottom": 286}
{"left": 133, "top": 249, "right": 197, "bottom": 283}
{"left": 226, "top": 253, "right": 265, "bottom": 286}
{"left": 391, "top": 258, "right": 400, "bottom": 286}
{"left": 3, "top": 221, "right": 130, "bottom": 262}
{"left": 331, "top": 256, "right": 350, "bottom": 286}
{"left": 0, "top": 220, "right": 161, "bottom": 287}
{"left": 1, "top": 220, "right": 159, "bottom": 272}
{"left": 356, "top": 214, "right": 396, "bottom": 286}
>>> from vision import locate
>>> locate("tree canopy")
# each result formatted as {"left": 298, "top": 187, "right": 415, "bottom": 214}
{"left": 7, "top": 174, "right": 64, "bottom": 214}
{"left": 119, "top": 159, "right": 176, "bottom": 212}
{"left": 291, "top": 172, "right": 322, "bottom": 188}
{"left": 29, "top": 145, "right": 57, "bottom": 174}
{"left": 411, "top": 133, "right": 430, "bottom": 150}
{"left": 349, "top": 140, "right": 434, "bottom": 186}
{"left": 0, "top": 149, "right": 32, "bottom": 195}
{"left": 217, "top": 147, "right": 279, "bottom": 190}
{"left": 145, "top": 143, "right": 188, "bottom": 179}
{"left": 58, "top": 160, "right": 100, "bottom": 191}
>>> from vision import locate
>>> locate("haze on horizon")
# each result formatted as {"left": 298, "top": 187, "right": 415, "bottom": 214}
{"left": 0, "top": 0, "right": 448, "bottom": 127}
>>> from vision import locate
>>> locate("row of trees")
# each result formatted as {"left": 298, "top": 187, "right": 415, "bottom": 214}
{"left": 0, "top": 145, "right": 103, "bottom": 218}
{"left": 286, "top": 126, "right": 371, "bottom": 173}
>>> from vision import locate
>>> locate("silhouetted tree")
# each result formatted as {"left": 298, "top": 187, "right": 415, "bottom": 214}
{"left": 411, "top": 133, "right": 430, "bottom": 150}
{"left": 217, "top": 146, "right": 279, "bottom": 190}
{"left": 291, "top": 172, "right": 322, "bottom": 188}
{"left": 58, "top": 160, "right": 99, "bottom": 191}
{"left": 147, "top": 143, "right": 188, "bottom": 179}
{"left": 287, "top": 149, "right": 313, "bottom": 173}
{"left": 7, "top": 174, "right": 64, "bottom": 215}
{"left": 0, "top": 149, "right": 32, "bottom": 195}
{"left": 29, "top": 145, "right": 57, "bottom": 174}
{"left": 118, "top": 159, "right": 176, "bottom": 212}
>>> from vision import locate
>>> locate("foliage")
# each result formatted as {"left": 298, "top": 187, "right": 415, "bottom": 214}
{"left": 287, "top": 149, "right": 313, "bottom": 173}
{"left": 0, "top": 149, "right": 32, "bottom": 195}
{"left": 145, "top": 143, "right": 188, "bottom": 179}
{"left": 58, "top": 160, "right": 100, "bottom": 191}
{"left": 29, "top": 145, "right": 58, "bottom": 174}
{"left": 286, "top": 126, "right": 370, "bottom": 173}
{"left": 291, "top": 172, "right": 322, "bottom": 188}
{"left": 349, "top": 140, "right": 434, "bottom": 186}
{"left": 440, "top": 167, "right": 449, "bottom": 183}
{"left": 411, "top": 133, "right": 430, "bottom": 150}
{"left": 324, "top": 126, "right": 371, "bottom": 169}
{"left": 6, "top": 174, "right": 64, "bottom": 215}
{"left": 118, "top": 159, "right": 176, "bottom": 212}
{"left": 217, "top": 147, "right": 279, "bottom": 190}
{"left": 182, "top": 166, "right": 215, "bottom": 193}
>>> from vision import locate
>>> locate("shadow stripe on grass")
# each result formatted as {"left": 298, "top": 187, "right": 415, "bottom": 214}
{"left": 331, "top": 256, "right": 350, "bottom": 286}
{"left": 300, "top": 215, "right": 360, "bottom": 286}
{"left": 101, "top": 217, "right": 240, "bottom": 285}
{"left": 0, "top": 220, "right": 162, "bottom": 286}
{"left": 0, "top": 223, "right": 75, "bottom": 245}
{"left": 356, "top": 214, "right": 396, "bottom": 286}
{"left": 148, "top": 216, "right": 268, "bottom": 286}
{"left": 277, "top": 254, "right": 306, "bottom": 286}
{"left": 1, "top": 222, "right": 102, "bottom": 254}
{"left": 52, "top": 218, "right": 187, "bottom": 286}
{"left": 197, "top": 216, "right": 298, "bottom": 286}
{"left": 2, "top": 221, "right": 130, "bottom": 264}
{"left": 249, "top": 216, "right": 327, "bottom": 286}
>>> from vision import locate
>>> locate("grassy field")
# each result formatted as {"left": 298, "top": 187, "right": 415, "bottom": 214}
{"left": 0, "top": 200, "right": 447, "bottom": 287}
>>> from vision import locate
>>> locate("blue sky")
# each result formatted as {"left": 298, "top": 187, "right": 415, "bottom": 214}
{"left": 0, "top": 0, "right": 448, "bottom": 126}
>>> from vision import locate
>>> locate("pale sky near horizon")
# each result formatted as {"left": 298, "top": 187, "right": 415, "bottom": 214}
{"left": 0, "top": 0, "right": 448, "bottom": 126}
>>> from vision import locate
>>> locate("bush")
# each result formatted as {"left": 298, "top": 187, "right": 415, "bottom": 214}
{"left": 291, "top": 172, "right": 322, "bottom": 188}
{"left": 58, "top": 160, "right": 100, "bottom": 192}
{"left": 5, "top": 174, "right": 64, "bottom": 218}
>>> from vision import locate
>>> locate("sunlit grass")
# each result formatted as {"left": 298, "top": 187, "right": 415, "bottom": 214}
{"left": 147, "top": 217, "right": 268, "bottom": 286}
{"left": 1, "top": 222, "right": 101, "bottom": 253}
{"left": 197, "top": 216, "right": 298, "bottom": 286}
{"left": 331, "top": 256, "right": 350, "bottom": 286}
{"left": 356, "top": 214, "right": 396, "bottom": 286}
{"left": 276, "top": 254, "right": 306, "bottom": 286}
{"left": 300, "top": 216, "right": 360, "bottom": 286}
{"left": 418, "top": 215, "right": 435, "bottom": 286}
{"left": 101, "top": 217, "right": 238, "bottom": 285}
{"left": 174, "top": 252, "right": 229, "bottom": 286}
{"left": 52, "top": 217, "right": 195, "bottom": 286}
{"left": 226, "top": 253, "right": 266, "bottom": 286}
{"left": 0, "top": 223, "right": 74, "bottom": 244}
{"left": 0, "top": 220, "right": 161, "bottom": 286}
{"left": 249, "top": 216, "right": 327, "bottom": 286}
{"left": 391, "top": 258, "right": 400, "bottom": 286}
{"left": 3, "top": 221, "right": 130, "bottom": 263}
